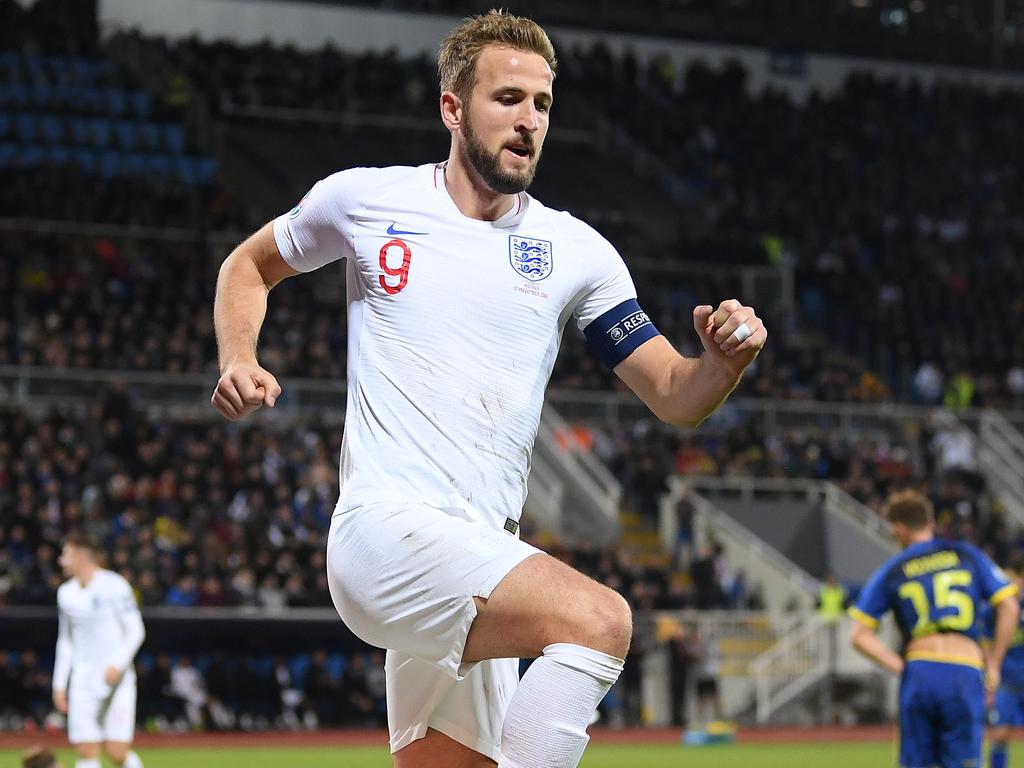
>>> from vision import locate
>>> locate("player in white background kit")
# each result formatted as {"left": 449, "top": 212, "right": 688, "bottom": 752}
{"left": 212, "top": 10, "right": 767, "bottom": 768}
{"left": 52, "top": 532, "right": 145, "bottom": 768}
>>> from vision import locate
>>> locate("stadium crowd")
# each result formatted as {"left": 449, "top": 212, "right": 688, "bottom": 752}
{"left": 4, "top": 0, "right": 1024, "bottom": 737}
{"left": 5, "top": 29, "right": 1024, "bottom": 404}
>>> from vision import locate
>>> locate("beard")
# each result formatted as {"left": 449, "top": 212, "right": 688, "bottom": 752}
{"left": 462, "top": 113, "right": 540, "bottom": 195}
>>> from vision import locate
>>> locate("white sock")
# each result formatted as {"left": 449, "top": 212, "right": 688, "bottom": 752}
{"left": 123, "top": 751, "right": 144, "bottom": 768}
{"left": 76, "top": 760, "right": 101, "bottom": 768}
{"left": 499, "top": 643, "right": 624, "bottom": 768}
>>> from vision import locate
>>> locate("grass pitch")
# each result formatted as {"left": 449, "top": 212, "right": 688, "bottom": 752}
{"left": 0, "top": 742, "right": 916, "bottom": 768}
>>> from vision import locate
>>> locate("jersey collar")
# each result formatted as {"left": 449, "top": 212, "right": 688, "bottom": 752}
{"left": 432, "top": 162, "right": 528, "bottom": 229}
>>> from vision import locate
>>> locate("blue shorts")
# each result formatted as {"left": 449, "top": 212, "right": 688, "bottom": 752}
{"left": 899, "top": 659, "right": 985, "bottom": 768}
{"left": 992, "top": 685, "right": 1024, "bottom": 728}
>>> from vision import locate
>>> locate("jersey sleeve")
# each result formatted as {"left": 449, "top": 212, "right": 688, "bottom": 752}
{"left": 52, "top": 601, "right": 72, "bottom": 692}
{"left": 272, "top": 167, "right": 375, "bottom": 273}
{"left": 571, "top": 226, "right": 660, "bottom": 369}
{"left": 971, "top": 547, "right": 1017, "bottom": 605}
{"left": 104, "top": 577, "right": 146, "bottom": 672}
{"left": 849, "top": 566, "right": 891, "bottom": 629}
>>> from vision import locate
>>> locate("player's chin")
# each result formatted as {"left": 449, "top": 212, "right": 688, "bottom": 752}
{"left": 498, "top": 160, "right": 537, "bottom": 188}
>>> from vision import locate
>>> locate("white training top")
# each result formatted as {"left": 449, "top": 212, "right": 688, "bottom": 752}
{"left": 273, "top": 162, "right": 639, "bottom": 530}
{"left": 53, "top": 569, "right": 146, "bottom": 691}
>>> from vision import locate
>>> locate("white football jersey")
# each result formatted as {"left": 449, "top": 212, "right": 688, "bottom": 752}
{"left": 274, "top": 163, "right": 644, "bottom": 530}
{"left": 53, "top": 569, "right": 145, "bottom": 690}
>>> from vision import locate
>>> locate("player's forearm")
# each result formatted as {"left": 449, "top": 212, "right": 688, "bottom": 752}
{"left": 990, "top": 598, "right": 1021, "bottom": 670}
{"left": 657, "top": 354, "right": 742, "bottom": 428}
{"left": 214, "top": 248, "right": 273, "bottom": 372}
{"left": 851, "top": 628, "right": 904, "bottom": 675}
{"left": 52, "top": 636, "right": 72, "bottom": 692}
{"left": 107, "top": 613, "right": 146, "bottom": 672}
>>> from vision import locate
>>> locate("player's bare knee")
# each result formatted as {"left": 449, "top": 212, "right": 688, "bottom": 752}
{"left": 105, "top": 742, "right": 129, "bottom": 763}
{"left": 588, "top": 588, "right": 632, "bottom": 658}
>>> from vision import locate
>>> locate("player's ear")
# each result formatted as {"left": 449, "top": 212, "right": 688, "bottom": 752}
{"left": 440, "top": 91, "right": 463, "bottom": 131}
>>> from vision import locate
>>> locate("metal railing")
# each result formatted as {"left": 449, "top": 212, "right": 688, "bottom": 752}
{"left": 546, "top": 388, "right": 1024, "bottom": 434}
{"left": 823, "top": 482, "right": 892, "bottom": 547}
{"left": 534, "top": 407, "right": 621, "bottom": 544}
{"left": 749, "top": 613, "right": 829, "bottom": 724}
{"left": 684, "top": 482, "right": 822, "bottom": 607}
{"left": 523, "top": 448, "right": 566, "bottom": 534}
{"left": 977, "top": 409, "right": 1024, "bottom": 526}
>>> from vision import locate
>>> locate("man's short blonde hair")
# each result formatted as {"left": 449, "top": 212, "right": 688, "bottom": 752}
{"left": 437, "top": 9, "right": 557, "bottom": 101}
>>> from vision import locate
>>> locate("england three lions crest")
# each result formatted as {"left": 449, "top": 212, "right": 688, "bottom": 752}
{"left": 509, "top": 235, "right": 553, "bottom": 282}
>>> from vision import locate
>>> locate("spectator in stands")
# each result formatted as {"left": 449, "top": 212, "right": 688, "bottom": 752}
{"left": 304, "top": 651, "right": 339, "bottom": 726}
{"left": 168, "top": 655, "right": 209, "bottom": 731}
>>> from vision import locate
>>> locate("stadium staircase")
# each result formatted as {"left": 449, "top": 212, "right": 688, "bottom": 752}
{"left": 975, "top": 409, "right": 1024, "bottom": 526}
{"left": 527, "top": 406, "right": 623, "bottom": 545}
{"left": 663, "top": 476, "right": 896, "bottom": 611}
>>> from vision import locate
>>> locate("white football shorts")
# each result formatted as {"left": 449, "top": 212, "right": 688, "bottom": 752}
{"left": 326, "top": 501, "right": 542, "bottom": 760}
{"left": 68, "top": 667, "right": 137, "bottom": 744}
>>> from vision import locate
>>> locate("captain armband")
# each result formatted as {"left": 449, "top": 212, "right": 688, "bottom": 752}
{"left": 583, "top": 299, "right": 661, "bottom": 370}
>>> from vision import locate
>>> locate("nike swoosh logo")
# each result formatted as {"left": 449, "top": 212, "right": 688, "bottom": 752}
{"left": 387, "top": 223, "right": 429, "bottom": 236}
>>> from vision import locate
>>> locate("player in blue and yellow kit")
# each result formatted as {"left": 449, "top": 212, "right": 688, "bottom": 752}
{"left": 986, "top": 553, "right": 1024, "bottom": 768}
{"left": 849, "top": 490, "right": 1020, "bottom": 768}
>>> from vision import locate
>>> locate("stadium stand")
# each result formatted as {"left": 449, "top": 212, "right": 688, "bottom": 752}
{"left": 5, "top": 0, "right": 1024, "bottom": 736}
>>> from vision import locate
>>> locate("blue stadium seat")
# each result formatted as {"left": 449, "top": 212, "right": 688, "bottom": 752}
{"left": 14, "top": 113, "right": 35, "bottom": 142}
{"left": 164, "top": 124, "right": 186, "bottom": 154}
{"left": 106, "top": 87, "right": 126, "bottom": 116}
{"left": 77, "top": 86, "right": 102, "bottom": 113}
{"left": 33, "top": 81, "right": 53, "bottom": 108}
{"left": 326, "top": 654, "right": 347, "bottom": 680}
{"left": 25, "top": 55, "right": 45, "bottom": 80}
{"left": 7, "top": 81, "right": 29, "bottom": 107}
{"left": 70, "top": 56, "right": 96, "bottom": 84}
{"left": 69, "top": 117, "right": 90, "bottom": 146}
{"left": 289, "top": 654, "right": 311, "bottom": 687}
{"left": 249, "top": 655, "right": 274, "bottom": 678}
{"left": 73, "top": 147, "right": 96, "bottom": 174}
{"left": 99, "top": 149, "right": 121, "bottom": 178}
{"left": 0, "top": 142, "right": 16, "bottom": 168}
{"left": 18, "top": 144, "right": 44, "bottom": 167}
{"left": 89, "top": 118, "right": 112, "bottom": 148}
{"left": 114, "top": 121, "right": 136, "bottom": 150}
{"left": 0, "top": 113, "right": 10, "bottom": 139}
{"left": 194, "top": 156, "right": 219, "bottom": 185}
{"left": 131, "top": 90, "right": 151, "bottom": 119}
{"left": 174, "top": 155, "right": 196, "bottom": 184}
{"left": 47, "top": 145, "right": 72, "bottom": 166}
{"left": 122, "top": 152, "right": 147, "bottom": 176}
{"left": 39, "top": 115, "right": 63, "bottom": 144}
{"left": 138, "top": 121, "right": 160, "bottom": 150}
{"left": 146, "top": 153, "right": 173, "bottom": 178}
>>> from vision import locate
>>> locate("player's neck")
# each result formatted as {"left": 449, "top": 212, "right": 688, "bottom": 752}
{"left": 902, "top": 530, "right": 934, "bottom": 549}
{"left": 76, "top": 563, "right": 100, "bottom": 587}
{"left": 442, "top": 152, "right": 517, "bottom": 222}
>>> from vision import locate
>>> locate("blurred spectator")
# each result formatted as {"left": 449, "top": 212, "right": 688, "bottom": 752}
{"left": 168, "top": 655, "right": 209, "bottom": 730}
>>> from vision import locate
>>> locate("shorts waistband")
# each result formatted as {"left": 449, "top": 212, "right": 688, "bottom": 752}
{"left": 905, "top": 651, "right": 984, "bottom": 670}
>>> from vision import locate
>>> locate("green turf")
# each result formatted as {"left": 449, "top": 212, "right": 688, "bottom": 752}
{"left": 3, "top": 743, "right": 1024, "bottom": 768}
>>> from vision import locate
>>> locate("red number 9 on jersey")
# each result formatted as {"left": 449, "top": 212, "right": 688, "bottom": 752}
{"left": 379, "top": 239, "right": 412, "bottom": 295}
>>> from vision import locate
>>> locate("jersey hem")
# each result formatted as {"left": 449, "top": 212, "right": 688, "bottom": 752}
{"left": 905, "top": 651, "right": 984, "bottom": 669}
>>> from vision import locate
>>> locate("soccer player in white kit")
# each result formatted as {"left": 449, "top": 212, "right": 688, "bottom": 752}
{"left": 52, "top": 532, "right": 145, "bottom": 768}
{"left": 211, "top": 10, "right": 767, "bottom": 767}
